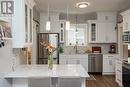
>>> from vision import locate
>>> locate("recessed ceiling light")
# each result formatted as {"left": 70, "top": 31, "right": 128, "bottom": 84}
{"left": 76, "top": 2, "right": 90, "bottom": 8}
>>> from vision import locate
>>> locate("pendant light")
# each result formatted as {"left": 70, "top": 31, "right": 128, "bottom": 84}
{"left": 66, "top": 4, "right": 70, "bottom": 30}
{"left": 46, "top": 0, "right": 51, "bottom": 31}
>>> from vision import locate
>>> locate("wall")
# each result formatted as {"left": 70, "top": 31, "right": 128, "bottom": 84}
{"left": 0, "top": 17, "right": 22, "bottom": 87}
{"left": 0, "top": 41, "right": 22, "bottom": 87}
{"left": 62, "top": 44, "right": 117, "bottom": 54}
{"left": 40, "top": 12, "right": 60, "bottom": 33}
{"left": 0, "top": 40, "right": 13, "bottom": 87}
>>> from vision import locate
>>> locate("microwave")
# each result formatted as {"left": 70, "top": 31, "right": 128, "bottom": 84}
{"left": 123, "top": 32, "right": 130, "bottom": 43}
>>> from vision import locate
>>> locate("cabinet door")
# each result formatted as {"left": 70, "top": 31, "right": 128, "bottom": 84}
{"left": 103, "top": 58, "right": 115, "bottom": 73}
{"left": 97, "top": 22, "right": 106, "bottom": 43}
{"left": 97, "top": 22, "right": 117, "bottom": 43}
{"left": 88, "top": 21, "right": 97, "bottom": 43}
{"left": 109, "top": 59, "right": 115, "bottom": 72}
{"left": 68, "top": 58, "right": 77, "bottom": 64}
{"left": 59, "top": 58, "right": 69, "bottom": 64}
{"left": 25, "top": 4, "right": 28, "bottom": 43}
{"left": 59, "top": 21, "right": 65, "bottom": 43}
{"left": 106, "top": 23, "right": 117, "bottom": 43}
{"left": 29, "top": 8, "right": 33, "bottom": 43}
{"left": 97, "top": 12, "right": 117, "bottom": 22}
{"left": 123, "top": 13, "right": 130, "bottom": 32}
{"left": 103, "top": 58, "right": 109, "bottom": 72}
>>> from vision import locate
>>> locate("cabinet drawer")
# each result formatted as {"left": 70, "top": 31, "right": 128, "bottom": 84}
{"left": 116, "top": 70, "right": 122, "bottom": 82}
{"left": 103, "top": 55, "right": 118, "bottom": 59}
{"left": 116, "top": 60, "right": 122, "bottom": 71}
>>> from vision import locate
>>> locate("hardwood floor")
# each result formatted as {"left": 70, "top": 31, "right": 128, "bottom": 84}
{"left": 86, "top": 75, "right": 120, "bottom": 87}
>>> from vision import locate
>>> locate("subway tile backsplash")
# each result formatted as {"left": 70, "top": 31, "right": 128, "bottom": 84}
{"left": 62, "top": 43, "right": 118, "bottom": 54}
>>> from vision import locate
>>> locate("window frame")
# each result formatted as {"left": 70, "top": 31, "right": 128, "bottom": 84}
{"left": 65, "top": 24, "right": 87, "bottom": 46}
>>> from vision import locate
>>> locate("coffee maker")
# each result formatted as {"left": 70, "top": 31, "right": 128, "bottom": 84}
{"left": 109, "top": 44, "right": 116, "bottom": 53}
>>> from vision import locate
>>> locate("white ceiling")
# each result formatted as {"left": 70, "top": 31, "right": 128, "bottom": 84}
{"left": 34, "top": 0, "right": 130, "bottom": 14}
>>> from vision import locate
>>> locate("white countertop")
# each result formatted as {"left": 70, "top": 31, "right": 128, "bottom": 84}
{"left": 60, "top": 53, "right": 118, "bottom": 55}
{"left": 4, "top": 64, "right": 89, "bottom": 79}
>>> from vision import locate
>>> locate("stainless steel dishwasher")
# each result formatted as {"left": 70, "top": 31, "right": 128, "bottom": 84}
{"left": 88, "top": 54, "right": 103, "bottom": 73}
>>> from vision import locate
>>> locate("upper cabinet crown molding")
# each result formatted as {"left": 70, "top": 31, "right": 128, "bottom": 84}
{"left": 97, "top": 11, "right": 117, "bottom": 22}
{"left": 121, "top": 9, "right": 130, "bottom": 16}
{"left": 25, "top": 0, "right": 36, "bottom": 8}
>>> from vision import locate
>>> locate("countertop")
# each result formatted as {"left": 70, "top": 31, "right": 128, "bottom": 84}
{"left": 122, "top": 61, "right": 130, "bottom": 69}
{"left": 4, "top": 64, "right": 90, "bottom": 79}
{"left": 60, "top": 53, "right": 118, "bottom": 55}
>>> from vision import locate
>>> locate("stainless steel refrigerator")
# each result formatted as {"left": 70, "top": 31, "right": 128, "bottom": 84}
{"left": 38, "top": 33, "right": 59, "bottom": 64}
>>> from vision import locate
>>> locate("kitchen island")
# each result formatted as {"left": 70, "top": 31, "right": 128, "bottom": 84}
{"left": 4, "top": 64, "right": 89, "bottom": 87}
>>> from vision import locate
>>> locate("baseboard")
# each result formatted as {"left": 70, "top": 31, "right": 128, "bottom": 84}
{"left": 102, "top": 72, "right": 115, "bottom": 75}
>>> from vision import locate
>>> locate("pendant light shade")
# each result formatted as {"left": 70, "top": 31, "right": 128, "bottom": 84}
{"left": 66, "top": 4, "right": 70, "bottom": 30}
{"left": 46, "top": 21, "right": 51, "bottom": 31}
{"left": 66, "top": 21, "right": 70, "bottom": 31}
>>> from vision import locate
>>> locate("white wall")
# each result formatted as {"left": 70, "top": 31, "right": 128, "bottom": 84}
{"left": 0, "top": 17, "right": 21, "bottom": 87}
{"left": 0, "top": 41, "right": 13, "bottom": 87}
{"left": 40, "top": 12, "right": 60, "bottom": 33}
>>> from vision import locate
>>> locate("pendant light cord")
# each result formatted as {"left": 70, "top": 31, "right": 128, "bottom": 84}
{"left": 67, "top": 4, "right": 69, "bottom": 21}
{"left": 48, "top": 0, "right": 50, "bottom": 21}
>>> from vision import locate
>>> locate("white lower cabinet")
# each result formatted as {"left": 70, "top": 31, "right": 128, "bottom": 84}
{"left": 59, "top": 54, "right": 88, "bottom": 71}
{"left": 115, "top": 59, "right": 122, "bottom": 87}
{"left": 103, "top": 54, "right": 118, "bottom": 75}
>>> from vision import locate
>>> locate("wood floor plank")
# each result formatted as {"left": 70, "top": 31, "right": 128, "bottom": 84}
{"left": 86, "top": 75, "right": 119, "bottom": 87}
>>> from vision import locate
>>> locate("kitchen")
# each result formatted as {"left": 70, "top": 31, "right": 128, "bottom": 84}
{"left": 0, "top": 0, "right": 130, "bottom": 87}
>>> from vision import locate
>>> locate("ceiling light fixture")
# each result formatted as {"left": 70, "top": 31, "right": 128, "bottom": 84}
{"left": 76, "top": 2, "right": 90, "bottom": 8}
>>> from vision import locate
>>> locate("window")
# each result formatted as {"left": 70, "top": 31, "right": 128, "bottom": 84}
{"left": 66, "top": 24, "right": 87, "bottom": 46}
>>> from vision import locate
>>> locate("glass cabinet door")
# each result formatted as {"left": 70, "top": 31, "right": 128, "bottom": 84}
{"left": 91, "top": 23, "right": 96, "bottom": 41}
{"left": 25, "top": 4, "right": 28, "bottom": 43}
{"left": 30, "top": 8, "right": 33, "bottom": 43}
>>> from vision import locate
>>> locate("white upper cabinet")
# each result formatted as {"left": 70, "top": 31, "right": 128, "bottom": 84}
{"left": 97, "top": 22, "right": 117, "bottom": 43}
{"left": 97, "top": 12, "right": 117, "bottom": 22}
{"left": 88, "top": 12, "right": 117, "bottom": 43}
{"left": 12, "top": 0, "right": 35, "bottom": 48}
{"left": 88, "top": 20, "right": 98, "bottom": 43}
{"left": 121, "top": 9, "right": 130, "bottom": 32}
{"left": 59, "top": 20, "right": 66, "bottom": 43}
